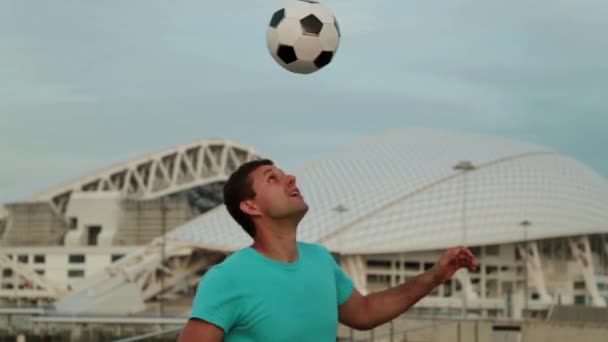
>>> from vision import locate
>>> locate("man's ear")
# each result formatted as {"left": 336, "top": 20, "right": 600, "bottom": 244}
{"left": 240, "top": 200, "right": 259, "bottom": 217}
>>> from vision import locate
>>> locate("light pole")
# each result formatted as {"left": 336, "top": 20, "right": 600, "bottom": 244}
{"left": 452, "top": 160, "right": 476, "bottom": 317}
{"left": 453, "top": 161, "right": 476, "bottom": 247}
{"left": 160, "top": 197, "right": 168, "bottom": 320}
{"left": 332, "top": 204, "right": 348, "bottom": 252}
{"left": 332, "top": 204, "right": 348, "bottom": 215}
{"left": 520, "top": 219, "right": 531, "bottom": 320}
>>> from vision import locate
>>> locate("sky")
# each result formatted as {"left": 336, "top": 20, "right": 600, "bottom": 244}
{"left": 1, "top": 0, "right": 607, "bottom": 203}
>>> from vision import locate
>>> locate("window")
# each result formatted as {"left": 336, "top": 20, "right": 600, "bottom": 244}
{"left": 2, "top": 269, "right": 12, "bottom": 277}
{"left": 69, "top": 254, "right": 85, "bottom": 264}
{"left": 68, "top": 270, "right": 85, "bottom": 278}
{"left": 540, "top": 241, "right": 551, "bottom": 256}
{"left": 574, "top": 281, "right": 586, "bottom": 290}
{"left": 366, "top": 260, "right": 391, "bottom": 268}
{"left": 485, "top": 245, "right": 499, "bottom": 256}
{"left": 17, "top": 255, "right": 28, "bottom": 263}
{"left": 367, "top": 274, "right": 390, "bottom": 283}
{"left": 33, "top": 255, "right": 45, "bottom": 264}
{"left": 35, "top": 270, "right": 45, "bottom": 276}
{"left": 443, "top": 283, "right": 452, "bottom": 297}
{"left": 87, "top": 225, "right": 102, "bottom": 246}
{"left": 111, "top": 254, "right": 125, "bottom": 262}
{"left": 487, "top": 279, "right": 498, "bottom": 291}
{"left": 574, "top": 295, "right": 586, "bottom": 305}
{"left": 403, "top": 261, "right": 420, "bottom": 270}
{"left": 70, "top": 217, "right": 78, "bottom": 230}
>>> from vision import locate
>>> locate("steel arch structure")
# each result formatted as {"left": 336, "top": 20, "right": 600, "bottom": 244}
{"left": 0, "top": 139, "right": 261, "bottom": 304}
{"left": 30, "top": 139, "right": 260, "bottom": 217}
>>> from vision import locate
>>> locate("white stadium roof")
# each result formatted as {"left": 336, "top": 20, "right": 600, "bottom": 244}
{"left": 169, "top": 128, "right": 608, "bottom": 255}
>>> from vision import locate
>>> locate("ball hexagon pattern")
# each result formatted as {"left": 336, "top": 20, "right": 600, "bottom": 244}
{"left": 266, "top": 0, "right": 340, "bottom": 74}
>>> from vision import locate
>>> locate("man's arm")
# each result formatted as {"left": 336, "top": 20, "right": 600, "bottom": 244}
{"left": 177, "top": 319, "right": 224, "bottom": 342}
{"left": 339, "top": 246, "right": 477, "bottom": 330}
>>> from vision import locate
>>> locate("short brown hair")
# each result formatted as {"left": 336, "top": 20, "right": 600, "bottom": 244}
{"left": 223, "top": 159, "right": 274, "bottom": 238}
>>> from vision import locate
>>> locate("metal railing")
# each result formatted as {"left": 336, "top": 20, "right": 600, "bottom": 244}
{"left": 109, "top": 318, "right": 464, "bottom": 342}
{"left": 350, "top": 319, "right": 460, "bottom": 342}
{"left": 113, "top": 326, "right": 182, "bottom": 342}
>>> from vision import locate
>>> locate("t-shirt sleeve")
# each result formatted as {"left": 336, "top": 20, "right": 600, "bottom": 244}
{"left": 318, "top": 244, "right": 355, "bottom": 306}
{"left": 190, "top": 266, "right": 240, "bottom": 333}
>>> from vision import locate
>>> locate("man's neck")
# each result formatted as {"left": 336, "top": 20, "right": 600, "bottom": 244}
{"left": 251, "top": 220, "right": 299, "bottom": 263}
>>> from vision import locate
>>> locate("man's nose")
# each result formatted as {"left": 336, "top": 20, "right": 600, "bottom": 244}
{"left": 286, "top": 174, "right": 296, "bottom": 186}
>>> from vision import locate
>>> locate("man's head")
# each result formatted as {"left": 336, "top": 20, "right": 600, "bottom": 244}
{"left": 223, "top": 159, "right": 308, "bottom": 238}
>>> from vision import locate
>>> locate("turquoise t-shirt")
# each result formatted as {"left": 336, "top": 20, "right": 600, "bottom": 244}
{"left": 190, "top": 242, "right": 355, "bottom": 341}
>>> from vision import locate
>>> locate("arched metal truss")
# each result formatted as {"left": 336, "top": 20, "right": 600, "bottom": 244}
{"left": 30, "top": 140, "right": 260, "bottom": 217}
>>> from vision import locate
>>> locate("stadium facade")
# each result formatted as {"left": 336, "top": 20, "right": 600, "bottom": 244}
{"left": 1, "top": 128, "right": 607, "bottom": 321}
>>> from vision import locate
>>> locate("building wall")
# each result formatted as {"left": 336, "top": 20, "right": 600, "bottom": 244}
{"left": 0, "top": 246, "right": 137, "bottom": 291}
{"left": 114, "top": 196, "right": 194, "bottom": 246}
{"left": 0, "top": 218, "right": 6, "bottom": 239}
{"left": 64, "top": 191, "right": 124, "bottom": 247}
{"left": 359, "top": 236, "right": 608, "bottom": 319}
{"left": 2, "top": 191, "right": 200, "bottom": 250}
{"left": 1, "top": 202, "right": 67, "bottom": 246}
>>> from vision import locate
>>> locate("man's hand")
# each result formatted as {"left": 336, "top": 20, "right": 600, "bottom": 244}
{"left": 339, "top": 246, "right": 479, "bottom": 330}
{"left": 430, "top": 246, "right": 479, "bottom": 284}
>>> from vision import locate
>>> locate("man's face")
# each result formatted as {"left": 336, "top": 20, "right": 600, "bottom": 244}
{"left": 243, "top": 164, "right": 309, "bottom": 222}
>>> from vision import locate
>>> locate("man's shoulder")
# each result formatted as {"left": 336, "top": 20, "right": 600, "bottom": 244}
{"left": 205, "top": 247, "right": 252, "bottom": 276}
{"left": 298, "top": 241, "right": 333, "bottom": 258}
{"left": 226, "top": 246, "right": 252, "bottom": 261}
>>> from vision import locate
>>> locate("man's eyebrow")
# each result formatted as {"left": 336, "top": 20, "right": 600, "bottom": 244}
{"left": 263, "top": 168, "right": 273, "bottom": 176}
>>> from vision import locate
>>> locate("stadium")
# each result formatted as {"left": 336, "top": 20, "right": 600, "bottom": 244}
{"left": 1, "top": 128, "right": 608, "bottom": 340}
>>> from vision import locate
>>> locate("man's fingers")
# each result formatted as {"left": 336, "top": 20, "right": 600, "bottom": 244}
{"left": 462, "top": 248, "right": 475, "bottom": 260}
{"left": 443, "top": 247, "right": 479, "bottom": 274}
{"left": 455, "top": 252, "right": 478, "bottom": 271}
{"left": 456, "top": 251, "right": 472, "bottom": 263}
{"left": 456, "top": 248, "right": 478, "bottom": 270}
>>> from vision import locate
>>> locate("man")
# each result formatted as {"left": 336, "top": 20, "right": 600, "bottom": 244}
{"left": 178, "top": 159, "right": 478, "bottom": 341}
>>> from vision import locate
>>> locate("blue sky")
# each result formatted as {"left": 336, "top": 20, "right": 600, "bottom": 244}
{"left": 1, "top": 0, "right": 607, "bottom": 203}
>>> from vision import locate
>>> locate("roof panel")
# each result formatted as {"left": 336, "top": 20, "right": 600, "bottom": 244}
{"left": 168, "top": 128, "right": 608, "bottom": 254}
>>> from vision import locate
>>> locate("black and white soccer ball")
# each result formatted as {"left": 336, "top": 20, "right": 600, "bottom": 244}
{"left": 266, "top": 0, "right": 341, "bottom": 74}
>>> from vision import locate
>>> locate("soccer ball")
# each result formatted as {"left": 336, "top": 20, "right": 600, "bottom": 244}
{"left": 266, "top": 0, "right": 341, "bottom": 74}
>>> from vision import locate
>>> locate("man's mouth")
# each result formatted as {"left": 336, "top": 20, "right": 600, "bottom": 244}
{"left": 290, "top": 189, "right": 302, "bottom": 198}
